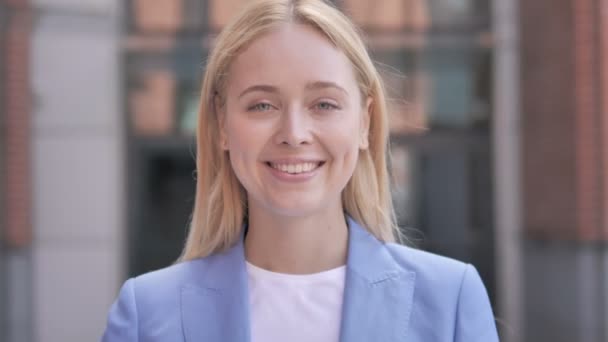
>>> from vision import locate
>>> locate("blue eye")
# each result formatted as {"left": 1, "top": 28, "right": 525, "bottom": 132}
{"left": 316, "top": 102, "right": 339, "bottom": 111}
{"left": 248, "top": 102, "right": 273, "bottom": 111}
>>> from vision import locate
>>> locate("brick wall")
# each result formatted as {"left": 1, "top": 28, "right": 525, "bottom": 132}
{"left": 599, "top": 0, "right": 608, "bottom": 239}
{"left": 521, "top": 0, "right": 608, "bottom": 241}
{"left": 573, "top": 0, "right": 603, "bottom": 241}
{"left": 0, "top": 3, "right": 5, "bottom": 247}
{"left": 3, "top": 0, "right": 31, "bottom": 248}
{"left": 521, "top": 0, "right": 577, "bottom": 239}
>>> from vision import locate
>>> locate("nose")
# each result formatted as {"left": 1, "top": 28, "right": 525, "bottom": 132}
{"left": 274, "top": 105, "right": 313, "bottom": 147}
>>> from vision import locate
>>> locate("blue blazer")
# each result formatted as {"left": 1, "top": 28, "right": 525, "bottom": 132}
{"left": 102, "top": 217, "right": 499, "bottom": 341}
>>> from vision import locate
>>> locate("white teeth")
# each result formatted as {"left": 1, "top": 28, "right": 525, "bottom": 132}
{"left": 270, "top": 162, "right": 320, "bottom": 174}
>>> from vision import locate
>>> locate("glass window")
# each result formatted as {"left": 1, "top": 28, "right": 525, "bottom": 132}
{"left": 372, "top": 48, "right": 421, "bottom": 134}
{"left": 370, "top": 46, "right": 490, "bottom": 133}
{"left": 128, "top": 150, "right": 195, "bottom": 276}
{"left": 129, "top": 0, "right": 208, "bottom": 33}
{"left": 126, "top": 40, "right": 205, "bottom": 136}
{"left": 390, "top": 145, "right": 415, "bottom": 225}
{"left": 342, "top": 0, "right": 429, "bottom": 31}
{"left": 428, "top": 0, "right": 478, "bottom": 28}
{"left": 129, "top": 69, "right": 177, "bottom": 136}
{"left": 421, "top": 46, "right": 490, "bottom": 128}
{"left": 131, "top": 0, "right": 184, "bottom": 33}
{"left": 342, "top": 0, "right": 489, "bottom": 31}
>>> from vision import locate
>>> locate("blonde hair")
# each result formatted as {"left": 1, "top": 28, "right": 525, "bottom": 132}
{"left": 180, "top": 0, "right": 400, "bottom": 261}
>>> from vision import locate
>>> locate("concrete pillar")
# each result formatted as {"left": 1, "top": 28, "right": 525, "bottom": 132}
{"left": 492, "top": 0, "right": 523, "bottom": 340}
{"left": 30, "top": 0, "right": 124, "bottom": 340}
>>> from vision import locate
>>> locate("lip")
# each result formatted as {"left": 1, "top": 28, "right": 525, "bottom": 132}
{"left": 263, "top": 160, "right": 325, "bottom": 183}
{"left": 265, "top": 158, "right": 325, "bottom": 164}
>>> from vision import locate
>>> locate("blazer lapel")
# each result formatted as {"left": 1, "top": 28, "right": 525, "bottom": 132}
{"left": 339, "top": 217, "right": 416, "bottom": 342}
{"left": 181, "top": 232, "right": 250, "bottom": 342}
{"left": 179, "top": 218, "right": 415, "bottom": 342}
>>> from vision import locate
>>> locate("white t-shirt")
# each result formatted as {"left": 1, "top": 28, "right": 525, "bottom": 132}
{"left": 246, "top": 261, "right": 346, "bottom": 342}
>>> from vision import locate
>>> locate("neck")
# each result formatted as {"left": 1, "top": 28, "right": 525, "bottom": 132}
{"left": 244, "top": 204, "right": 349, "bottom": 274}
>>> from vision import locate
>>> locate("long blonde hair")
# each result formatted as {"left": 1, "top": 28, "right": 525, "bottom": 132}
{"left": 180, "top": 0, "right": 400, "bottom": 261}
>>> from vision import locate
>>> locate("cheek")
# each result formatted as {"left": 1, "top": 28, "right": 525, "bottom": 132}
{"left": 227, "top": 148, "right": 260, "bottom": 200}
{"left": 225, "top": 115, "right": 261, "bottom": 155}
{"left": 224, "top": 119, "right": 262, "bottom": 186}
{"left": 321, "top": 123, "right": 362, "bottom": 169}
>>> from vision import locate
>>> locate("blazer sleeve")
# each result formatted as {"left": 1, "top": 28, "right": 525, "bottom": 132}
{"left": 454, "top": 264, "right": 499, "bottom": 342}
{"left": 101, "top": 278, "right": 139, "bottom": 342}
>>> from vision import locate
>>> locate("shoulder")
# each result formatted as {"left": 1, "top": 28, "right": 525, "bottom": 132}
{"left": 102, "top": 257, "right": 218, "bottom": 341}
{"left": 102, "top": 257, "right": 215, "bottom": 341}
{"left": 385, "top": 242, "right": 469, "bottom": 288}
{"left": 384, "top": 243, "right": 498, "bottom": 341}
{"left": 121, "top": 242, "right": 244, "bottom": 309}
{"left": 103, "top": 256, "right": 218, "bottom": 318}
{"left": 128, "top": 257, "right": 212, "bottom": 299}
{"left": 384, "top": 242, "right": 487, "bottom": 301}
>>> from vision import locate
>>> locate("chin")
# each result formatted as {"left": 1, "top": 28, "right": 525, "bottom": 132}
{"left": 249, "top": 190, "right": 341, "bottom": 219}
{"left": 263, "top": 197, "right": 332, "bottom": 218}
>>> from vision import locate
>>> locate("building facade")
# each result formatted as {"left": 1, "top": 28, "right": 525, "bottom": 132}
{"left": 2, "top": 0, "right": 607, "bottom": 341}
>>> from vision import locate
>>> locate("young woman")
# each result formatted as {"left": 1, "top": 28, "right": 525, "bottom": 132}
{"left": 102, "top": 0, "right": 499, "bottom": 341}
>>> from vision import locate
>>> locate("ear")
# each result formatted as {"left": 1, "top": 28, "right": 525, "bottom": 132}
{"left": 359, "top": 96, "right": 372, "bottom": 150}
{"left": 215, "top": 94, "right": 229, "bottom": 150}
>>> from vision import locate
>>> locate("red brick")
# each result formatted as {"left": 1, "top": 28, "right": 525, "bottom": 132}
{"left": 2, "top": 7, "right": 32, "bottom": 248}
{"left": 522, "top": 0, "right": 608, "bottom": 241}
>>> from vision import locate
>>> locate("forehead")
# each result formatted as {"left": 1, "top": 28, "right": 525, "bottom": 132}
{"left": 226, "top": 23, "right": 359, "bottom": 94}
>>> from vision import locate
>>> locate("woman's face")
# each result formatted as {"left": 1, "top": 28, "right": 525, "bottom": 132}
{"left": 220, "top": 23, "right": 371, "bottom": 218}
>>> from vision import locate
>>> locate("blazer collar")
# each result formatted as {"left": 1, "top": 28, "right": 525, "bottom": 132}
{"left": 181, "top": 215, "right": 416, "bottom": 342}
{"left": 181, "top": 233, "right": 250, "bottom": 342}
{"left": 339, "top": 216, "right": 416, "bottom": 342}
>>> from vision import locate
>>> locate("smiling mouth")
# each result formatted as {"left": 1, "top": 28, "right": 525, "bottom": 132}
{"left": 265, "top": 161, "right": 325, "bottom": 174}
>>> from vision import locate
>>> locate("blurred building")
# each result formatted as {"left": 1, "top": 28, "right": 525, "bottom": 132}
{"left": 519, "top": 1, "right": 608, "bottom": 341}
{"left": 0, "top": 0, "right": 607, "bottom": 341}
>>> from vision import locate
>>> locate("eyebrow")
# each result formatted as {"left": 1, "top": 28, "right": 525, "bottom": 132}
{"left": 305, "top": 81, "right": 348, "bottom": 95}
{"left": 238, "top": 85, "right": 279, "bottom": 99}
{"left": 237, "top": 81, "right": 348, "bottom": 99}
